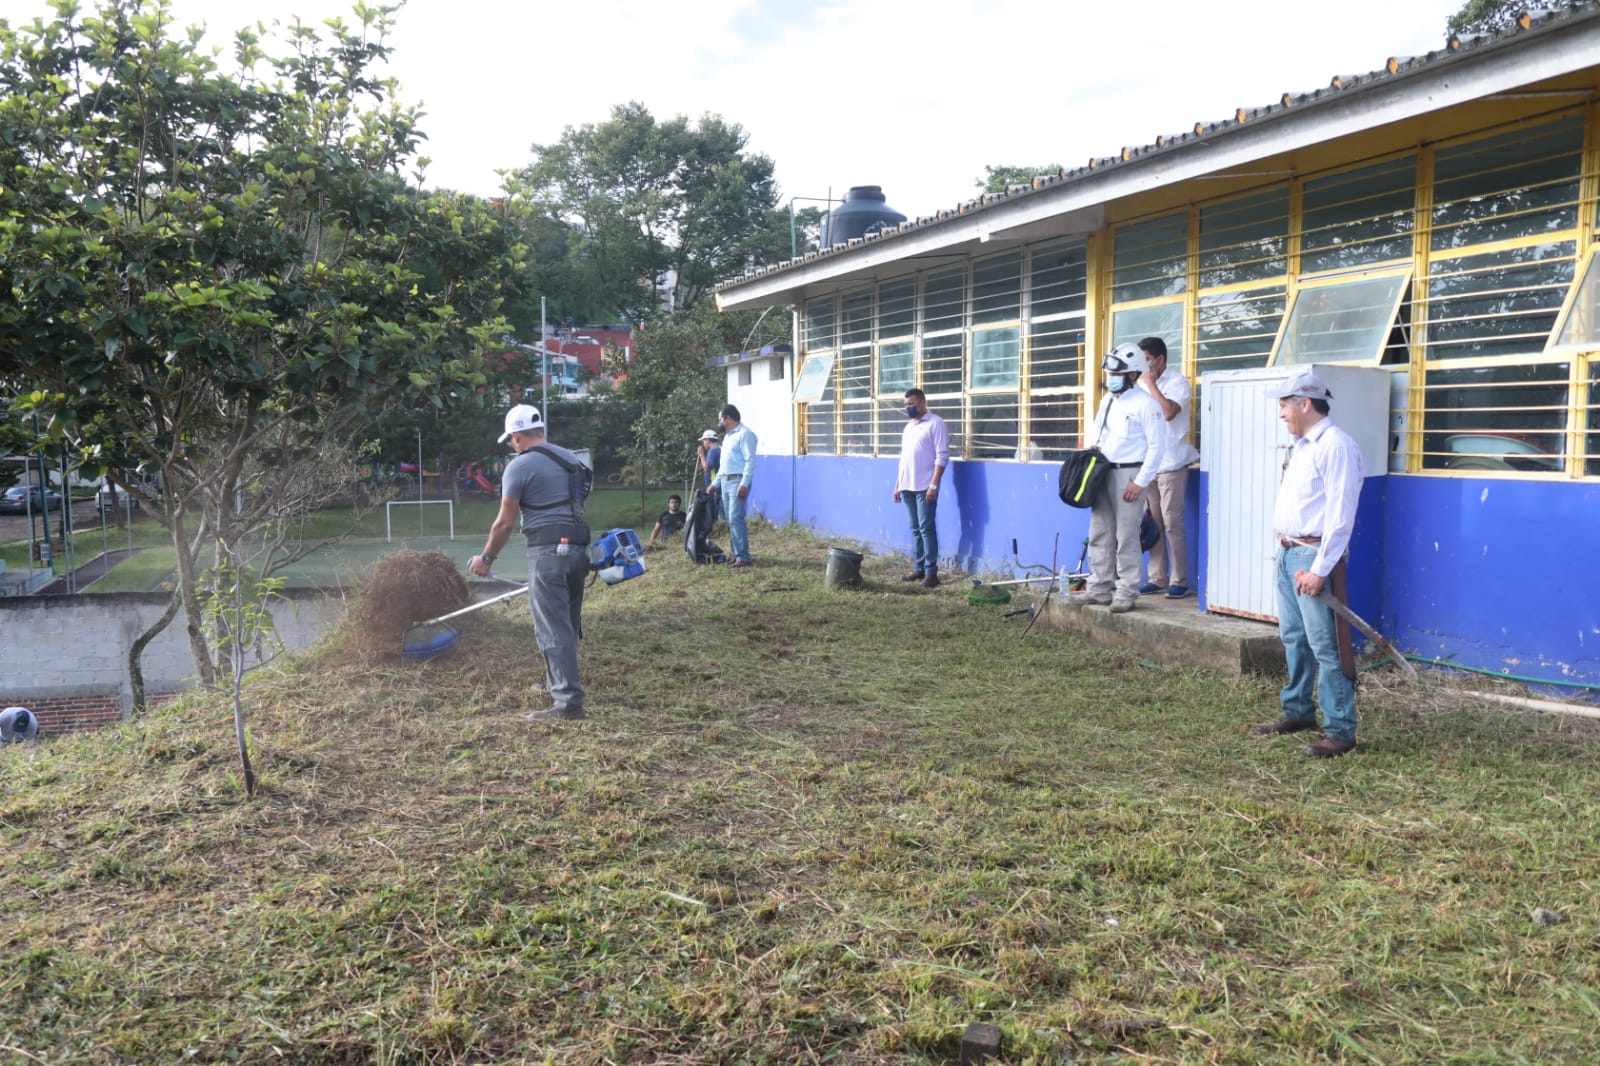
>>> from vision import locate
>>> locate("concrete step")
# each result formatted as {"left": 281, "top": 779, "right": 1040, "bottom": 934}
{"left": 1039, "top": 591, "right": 1286, "bottom": 676}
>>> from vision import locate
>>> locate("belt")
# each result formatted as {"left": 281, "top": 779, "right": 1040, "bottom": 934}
{"left": 1112, "top": 461, "right": 1142, "bottom": 469}
{"left": 1277, "top": 534, "right": 1321, "bottom": 548}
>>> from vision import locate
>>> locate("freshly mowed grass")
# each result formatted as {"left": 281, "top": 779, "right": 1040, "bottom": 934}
{"left": 2, "top": 526, "right": 1597, "bottom": 1063}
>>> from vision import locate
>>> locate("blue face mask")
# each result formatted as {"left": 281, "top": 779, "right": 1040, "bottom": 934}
{"left": 1107, "top": 375, "right": 1129, "bottom": 394}
{"left": 904, "top": 404, "right": 919, "bottom": 419}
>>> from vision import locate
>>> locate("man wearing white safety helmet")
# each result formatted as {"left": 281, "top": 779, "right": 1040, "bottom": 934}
{"left": 1067, "top": 343, "right": 1165, "bottom": 613}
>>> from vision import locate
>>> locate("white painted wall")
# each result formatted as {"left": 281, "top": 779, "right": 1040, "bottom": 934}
{"left": 725, "top": 353, "right": 796, "bottom": 458}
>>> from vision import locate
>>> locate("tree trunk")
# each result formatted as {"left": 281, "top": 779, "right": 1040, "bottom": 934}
{"left": 169, "top": 506, "right": 217, "bottom": 686}
{"left": 128, "top": 591, "right": 182, "bottom": 714}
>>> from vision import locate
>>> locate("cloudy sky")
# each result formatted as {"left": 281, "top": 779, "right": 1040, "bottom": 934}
{"left": 5, "top": 0, "right": 1462, "bottom": 220}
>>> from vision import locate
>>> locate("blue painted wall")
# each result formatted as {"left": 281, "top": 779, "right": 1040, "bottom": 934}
{"left": 750, "top": 456, "right": 1600, "bottom": 690}
{"left": 1384, "top": 475, "right": 1600, "bottom": 689}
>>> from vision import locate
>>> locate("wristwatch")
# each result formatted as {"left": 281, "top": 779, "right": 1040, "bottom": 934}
{"left": 481, "top": 552, "right": 495, "bottom": 564}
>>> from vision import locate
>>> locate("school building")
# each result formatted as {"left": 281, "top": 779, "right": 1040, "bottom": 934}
{"left": 712, "top": 5, "right": 1600, "bottom": 694}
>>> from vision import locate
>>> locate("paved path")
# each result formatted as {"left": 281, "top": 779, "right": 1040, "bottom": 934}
{"left": 38, "top": 548, "right": 143, "bottom": 594}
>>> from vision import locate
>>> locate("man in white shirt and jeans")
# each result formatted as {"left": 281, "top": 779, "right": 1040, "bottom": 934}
{"left": 1253, "top": 371, "right": 1365, "bottom": 758}
{"left": 893, "top": 388, "right": 950, "bottom": 589}
{"left": 1135, "top": 336, "right": 1200, "bottom": 598}
{"left": 1068, "top": 343, "right": 1165, "bottom": 613}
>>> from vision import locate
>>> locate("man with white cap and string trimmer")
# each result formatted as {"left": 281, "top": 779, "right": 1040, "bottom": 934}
{"left": 1253, "top": 371, "right": 1364, "bottom": 758}
{"left": 469, "top": 403, "right": 593, "bottom": 722}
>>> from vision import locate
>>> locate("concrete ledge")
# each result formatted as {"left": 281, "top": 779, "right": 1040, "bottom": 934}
{"left": 1040, "top": 593, "right": 1287, "bottom": 677}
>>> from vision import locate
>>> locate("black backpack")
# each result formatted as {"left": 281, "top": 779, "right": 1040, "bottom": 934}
{"left": 1058, "top": 448, "right": 1111, "bottom": 508}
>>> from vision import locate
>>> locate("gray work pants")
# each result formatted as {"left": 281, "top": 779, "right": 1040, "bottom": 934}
{"left": 526, "top": 544, "right": 589, "bottom": 712}
{"left": 1086, "top": 467, "right": 1144, "bottom": 604}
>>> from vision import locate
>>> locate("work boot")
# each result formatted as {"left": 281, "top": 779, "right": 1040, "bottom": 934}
{"left": 1307, "top": 736, "right": 1356, "bottom": 758}
{"left": 922, "top": 573, "right": 940, "bottom": 589}
{"left": 1253, "top": 717, "right": 1318, "bottom": 736}
{"left": 900, "top": 570, "right": 925, "bottom": 582}
{"left": 1066, "top": 591, "right": 1111, "bottom": 606}
{"left": 525, "top": 706, "right": 587, "bottom": 722}
{"left": 1109, "top": 599, "right": 1135, "bottom": 614}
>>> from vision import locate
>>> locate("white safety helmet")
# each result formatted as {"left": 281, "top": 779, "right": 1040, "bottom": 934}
{"left": 1102, "top": 342, "right": 1149, "bottom": 376}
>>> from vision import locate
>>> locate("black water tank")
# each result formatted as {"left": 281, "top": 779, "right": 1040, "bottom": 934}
{"left": 821, "top": 186, "right": 907, "bottom": 248}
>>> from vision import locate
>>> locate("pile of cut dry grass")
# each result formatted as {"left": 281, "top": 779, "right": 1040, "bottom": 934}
{"left": 341, "top": 549, "right": 470, "bottom": 658}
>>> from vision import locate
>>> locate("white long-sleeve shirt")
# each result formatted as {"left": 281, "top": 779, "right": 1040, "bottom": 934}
{"left": 1092, "top": 388, "right": 1165, "bottom": 488}
{"left": 1272, "top": 416, "right": 1364, "bottom": 578}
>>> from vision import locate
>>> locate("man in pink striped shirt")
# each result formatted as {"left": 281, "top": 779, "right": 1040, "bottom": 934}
{"left": 893, "top": 388, "right": 950, "bottom": 589}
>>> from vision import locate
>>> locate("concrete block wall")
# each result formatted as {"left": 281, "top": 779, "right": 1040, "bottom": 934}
{"left": 0, "top": 589, "right": 346, "bottom": 734}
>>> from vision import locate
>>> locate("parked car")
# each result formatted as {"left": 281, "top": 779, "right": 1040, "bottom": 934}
{"left": 96, "top": 485, "right": 142, "bottom": 514}
{"left": 0, "top": 485, "right": 64, "bottom": 514}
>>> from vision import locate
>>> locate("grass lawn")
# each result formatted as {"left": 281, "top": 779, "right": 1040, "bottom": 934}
{"left": 26, "top": 488, "right": 670, "bottom": 593}
{"left": 2, "top": 526, "right": 1597, "bottom": 1063}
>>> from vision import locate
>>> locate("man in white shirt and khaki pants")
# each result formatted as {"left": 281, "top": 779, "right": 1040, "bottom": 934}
{"left": 1135, "top": 336, "right": 1200, "bottom": 599}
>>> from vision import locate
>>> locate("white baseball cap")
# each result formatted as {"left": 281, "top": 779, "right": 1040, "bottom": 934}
{"left": 699, "top": 430, "right": 719, "bottom": 441}
{"left": 498, "top": 403, "right": 544, "bottom": 443}
{"left": 1278, "top": 371, "right": 1332, "bottom": 402}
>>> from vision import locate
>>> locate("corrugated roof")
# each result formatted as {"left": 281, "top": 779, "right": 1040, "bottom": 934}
{"left": 714, "top": 2, "right": 1600, "bottom": 295}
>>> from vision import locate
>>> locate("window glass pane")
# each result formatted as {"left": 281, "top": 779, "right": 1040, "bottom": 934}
{"left": 1301, "top": 156, "right": 1416, "bottom": 274}
{"left": 971, "top": 325, "right": 1020, "bottom": 389}
{"left": 927, "top": 395, "right": 964, "bottom": 455}
{"left": 876, "top": 401, "right": 906, "bottom": 455}
{"left": 878, "top": 339, "right": 914, "bottom": 396}
{"left": 924, "top": 267, "right": 966, "bottom": 333}
{"left": 1588, "top": 360, "right": 1600, "bottom": 477}
{"left": 792, "top": 352, "right": 835, "bottom": 404}
{"left": 1027, "top": 394, "right": 1083, "bottom": 461}
{"left": 802, "top": 356, "right": 835, "bottom": 454}
{"left": 1113, "top": 213, "right": 1188, "bottom": 302}
{"left": 804, "top": 403, "right": 835, "bottom": 454}
{"left": 840, "top": 289, "right": 873, "bottom": 346}
{"left": 969, "top": 395, "right": 1018, "bottom": 459}
{"left": 1030, "top": 240, "right": 1087, "bottom": 319}
{"left": 879, "top": 278, "right": 916, "bottom": 336}
{"left": 1432, "top": 117, "right": 1582, "bottom": 251}
{"left": 804, "top": 297, "right": 836, "bottom": 350}
{"left": 921, "top": 334, "right": 964, "bottom": 395}
{"left": 1030, "top": 321, "right": 1083, "bottom": 391}
{"left": 838, "top": 345, "right": 872, "bottom": 400}
{"left": 1552, "top": 249, "right": 1600, "bottom": 349}
{"left": 1199, "top": 187, "right": 1289, "bottom": 288}
{"left": 1111, "top": 303, "right": 1184, "bottom": 364}
{"left": 1421, "top": 362, "right": 1567, "bottom": 472}
{"left": 839, "top": 404, "right": 873, "bottom": 455}
{"left": 1276, "top": 273, "right": 1408, "bottom": 365}
{"left": 1198, "top": 287, "right": 1285, "bottom": 374}
{"left": 1424, "top": 241, "right": 1575, "bottom": 361}
{"left": 973, "top": 252, "right": 1021, "bottom": 324}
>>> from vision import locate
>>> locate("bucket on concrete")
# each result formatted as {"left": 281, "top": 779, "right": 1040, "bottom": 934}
{"left": 824, "top": 547, "right": 865, "bottom": 589}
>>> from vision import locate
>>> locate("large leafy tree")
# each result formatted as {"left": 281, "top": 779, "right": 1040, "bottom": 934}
{"left": 518, "top": 102, "right": 787, "bottom": 319}
{"left": 623, "top": 301, "right": 776, "bottom": 490}
{"left": 1448, "top": 0, "right": 1521, "bottom": 36}
{"left": 0, "top": 0, "right": 523, "bottom": 684}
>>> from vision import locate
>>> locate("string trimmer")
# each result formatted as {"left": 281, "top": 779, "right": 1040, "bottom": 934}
{"left": 402, "top": 581, "right": 528, "bottom": 660}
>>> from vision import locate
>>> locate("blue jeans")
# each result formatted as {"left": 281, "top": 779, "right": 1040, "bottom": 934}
{"left": 901, "top": 490, "right": 939, "bottom": 575}
{"left": 1275, "top": 545, "right": 1356, "bottom": 742}
{"left": 527, "top": 544, "right": 589, "bottom": 712}
{"left": 721, "top": 476, "right": 750, "bottom": 562}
